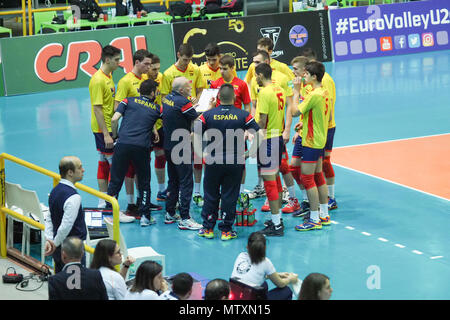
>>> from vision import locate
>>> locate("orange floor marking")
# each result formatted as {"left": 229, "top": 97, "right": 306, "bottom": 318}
{"left": 332, "top": 134, "right": 450, "bottom": 200}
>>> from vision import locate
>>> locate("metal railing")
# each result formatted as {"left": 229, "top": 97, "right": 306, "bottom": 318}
{"left": 0, "top": 0, "right": 175, "bottom": 36}
{"left": 0, "top": 153, "right": 121, "bottom": 260}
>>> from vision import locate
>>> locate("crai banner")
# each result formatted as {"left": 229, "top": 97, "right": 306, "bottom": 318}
{"left": 172, "top": 10, "right": 332, "bottom": 71}
{"left": 329, "top": 0, "right": 450, "bottom": 61}
{"left": 0, "top": 24, "right": 175, "bottom": 96}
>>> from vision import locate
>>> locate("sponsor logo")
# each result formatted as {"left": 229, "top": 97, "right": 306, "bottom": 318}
{"left": 289, "top": 24, "right": 308, "bottom": 48}
{"left": 260, "top": 26, "right": 284, "bottom": 58}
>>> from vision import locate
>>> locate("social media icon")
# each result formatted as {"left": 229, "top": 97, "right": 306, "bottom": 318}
{"left": 394, "top": 35, "right": 406, "bottom": 50}
{"left": 408, "top": 34, "right": 421, "bottom": 48}
{"left": 380, "top": 37, "right": 393, "bottom": 51}
{"left": 422, "top": 33, "right": 434, "bottom": 47}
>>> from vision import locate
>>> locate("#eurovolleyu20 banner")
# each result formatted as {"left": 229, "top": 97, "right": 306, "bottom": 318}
{"left": 329, "top": 0, "right": 450, "bottom": 62}
{"left": 172, "top": 10, "right": 332, "bottom": 72}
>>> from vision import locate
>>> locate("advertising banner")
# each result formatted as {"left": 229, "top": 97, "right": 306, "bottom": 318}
{"left": 0, "top": 24, "right": 175, "bottom": 96}
{"left": 329, "top": 0, "right": 450, "bottom": 61}
{"left": 172, "top": 11, "right": 332, "bottom": 71}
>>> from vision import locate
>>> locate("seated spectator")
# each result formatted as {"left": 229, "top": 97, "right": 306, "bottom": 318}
{"left": 204, "top": 279, "right": 230, "bottom": 300}
{"left": 115, "top": 0, "right": 147, "bottom": 16}
{"left": 302, "top": 0, "right": 326, "bottom": 10}
{"left": 159, "top": 272, "right": 194, "bottom": 300}
{"left": 70, "top": 0, "right": 104, "bottom": 20}
{"left": 90, "top": 239, "right": 136, "bottom": 300}
{"left": 298, "top": 273, "right": 333, "bottom": 300}
{"left": 48, "top": 236, "right": 108, "bottom": 300}
{"left": 231, "top": 232, "right": 300, "bottom": 300}
{"left": 125, "top": 261, "right": 168, "bottom": 300}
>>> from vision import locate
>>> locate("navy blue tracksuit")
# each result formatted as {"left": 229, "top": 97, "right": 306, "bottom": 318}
{"left": 196, "top": 104, "right": 260, "bottom": 232}
{"left": 162, "top": 91, "right": 199, "bottom": 220}
{"left": 107, "top": 96, "right": 162, "bottom": 219}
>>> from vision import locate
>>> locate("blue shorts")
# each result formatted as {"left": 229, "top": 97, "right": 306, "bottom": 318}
{"left": 292, "top": 135, "right": 303, "bottom": 159}
{"left": 257, "top": 136, "right": 285, "bottom": 174}
{"left": 325, "top": 127, "right": 336, "bottom": 152}
{"left": 94, "top": 132, "right": 114, "bottom": 155}
{"left": 302, "top": 146, "right": 324, "bottom": 163}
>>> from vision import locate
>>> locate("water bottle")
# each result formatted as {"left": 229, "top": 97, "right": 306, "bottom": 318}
{"left": 128, "top": 263, "right": 137, "bottom": 278}
{"left": 107, "top": 7, "right": 112, "bottom": 19}
{"left": 128, "top": 1, "right": 134, "bottom": 18}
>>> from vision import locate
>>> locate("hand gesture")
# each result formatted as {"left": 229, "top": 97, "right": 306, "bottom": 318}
{"left": 44, "top": 240, "right": 55, "bottom": 256}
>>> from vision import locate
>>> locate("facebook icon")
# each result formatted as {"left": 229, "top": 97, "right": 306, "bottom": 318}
{"left": 394, "top": 35, "right": 406, "bottom": 50}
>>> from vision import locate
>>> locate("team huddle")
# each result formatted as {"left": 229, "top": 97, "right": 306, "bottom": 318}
{"left": 88, "top": 37, "right": 337, "bottom": 241}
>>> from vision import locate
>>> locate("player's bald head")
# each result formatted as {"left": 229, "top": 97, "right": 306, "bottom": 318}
{"left": 59, "top": 156, "right": 80, "bottom": 178}
{"left": 173, "top": 77, "right": 189, "bottom": 92}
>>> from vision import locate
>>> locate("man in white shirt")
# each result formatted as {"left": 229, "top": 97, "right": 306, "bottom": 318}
{"left": 45, "top": 156, "right": 86, "bottom": 273}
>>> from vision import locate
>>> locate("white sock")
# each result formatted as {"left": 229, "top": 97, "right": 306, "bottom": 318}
{"left": 287, "top": 185, "right": 296, "bottom": 198}
{"left": 240, "top": 184, "right": 245, "bottom": 193}
{"left": 302, "top": 189, "right": 308, "bottom": 201}
{"left": 194, "top": 183, "right": 201, "bottom": 194}
{"left": 320, "top": 204, "right": 329, "bottom": 218}
{"left": 158, "top": 183, "right": 165, "bottom": 192}
{"left": 258, "top": 176, "right": 263, "bottom": 186}
{"left": 310, "top": 210, "right": 319, "bottom": 223}
{"left": 98, "top": 192, "right": 107, "bottom": 208}
{"left": 271, "top": 213, "right": 281, "bottom": 226}
{"left": 127, "top": 194, "right": 135, "bottom": 204}
{"left": 328, "top": 184, "right": 335, "bottom": 199}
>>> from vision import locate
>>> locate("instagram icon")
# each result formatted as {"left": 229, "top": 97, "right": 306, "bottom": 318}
{"left": 422, "top": 33, "right": 434, "bottom": 47}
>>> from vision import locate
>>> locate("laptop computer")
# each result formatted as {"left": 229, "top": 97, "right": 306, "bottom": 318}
{"left": 84, "top": 207, "right": 112, "bottom": 240}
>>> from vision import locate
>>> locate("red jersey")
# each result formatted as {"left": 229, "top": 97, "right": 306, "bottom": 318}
{"left": 210, "top": 77, "right": 251, "bottom": 110}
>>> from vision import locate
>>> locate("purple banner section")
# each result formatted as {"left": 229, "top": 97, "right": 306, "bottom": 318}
{"left": 329, "top": 0, "right": 450, "bottom": 61}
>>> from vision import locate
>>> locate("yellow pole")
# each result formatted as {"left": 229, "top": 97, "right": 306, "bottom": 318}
{"left": 28, "top": 0, "right": 33, "bottom": 36}
{"left": 0, "top": 157, "right": 6, "bottom": 258}
{"left": 22, "top": 0, "right": 27, "bottom": 36}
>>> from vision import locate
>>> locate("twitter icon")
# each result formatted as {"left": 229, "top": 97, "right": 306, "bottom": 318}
{"left": 408, "top": 34, "right": 421, "bottom": 48}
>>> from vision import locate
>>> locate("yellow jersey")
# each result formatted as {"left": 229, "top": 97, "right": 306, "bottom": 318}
{"left": 160, "top": 63, "right": 205, "bottom": 98}
{"left": 322, "top": 72, "right": 336, "bottom": 129}
{"left": 250, "top": 70, "right": 293, "bottom": 101}
{"left": 245, "top": 58, "right": 295, "bottom": 84}
{"left": 142, "top": 72, "right": 163, "bottom": 130}
{"left": 89, "top": 69, "right": 115, "bottom": 133}
{"left": 115, "top": 72, "right": 143, "bottom": 103}
{"left": 255, "top": 83, "right": 286, "bottom": 139}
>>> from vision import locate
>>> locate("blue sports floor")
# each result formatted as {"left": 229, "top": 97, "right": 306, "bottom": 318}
{"left": 0, "top": 50, "right": 449, "bottom": 299}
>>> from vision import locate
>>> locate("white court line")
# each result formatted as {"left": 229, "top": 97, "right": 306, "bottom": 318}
{"left": 430, "top": 256, "right": 444, "bottom": 260}
{"left": 412, "top": 250, "right": 424, "bottom": 255}
{"left": 395, "top": 244, "right": 406, "bottom": 248}
{"left": 345, "top": 226, "right": 355, "bottom": 230}
{"left": 361, "top": 232, "right": 371, "bottom": 236}
{"left": 334, "top": 133, "right": 450, "bottom": 149}
{"left": 378, "top": 237, "right": 389, "bottom": 242}
{"left": 331, "top": 163, "right": 450, "bottom": 202}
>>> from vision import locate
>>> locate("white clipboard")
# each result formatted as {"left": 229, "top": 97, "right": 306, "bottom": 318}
{"left": 196, "top": 88, "right": 219, "bottom": 112}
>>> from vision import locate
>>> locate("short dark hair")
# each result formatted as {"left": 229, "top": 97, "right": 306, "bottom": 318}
{"left": 90, "top": 239, "right": 117, "bottom": 270}
{"left": 218, "top": 83, "right": 235, "bottom": 104}
{"left": 257, "top": 37, "right": 274, "bottom": 51}
{"left": 133, "top": 49, "right": 152, "bottom": 65}
{"left": 298, "top": 273, "right": 330, "bottom": 300}
{"left": 130, "top": 261, "right": 163, "bottom": 293}
{"left": 178, "top": 43, "right": 194, "bottom": 57}
{"left": 204, "top": 42, "right": 220, "bottom": 57}
{"left": 247, "top": 232, "right": 266, "bottom": 264}
{"left": 305, "top": 61, "right": 325, "bottom": 82}
{"left": 219, "top": 55, "right": 235, "bottom": 68}
{"left": 254, "top": 49, "right": 270, "bottom": 62}
{"left": 255, "top": 63, "right": 272, "bottom": 80}
{"left": 172, "top": 273, "right": 193, "bottom": 297}
{"left": 101, "top": 45, "right": 121, "bottom": 63}
{"left": 151, "top": 54, "right": 160, "bottom": 65}
{"left": 301, "top": 48, "right": 317, "bottom": 61}
{"left": 204, "top": 279, "right": 230, "bottom": 300}
{"left": 140, "top": 79, "right": 158, "bottom": 96}
{"left": 59, "top": 158, "right": 76, "bottom": 179}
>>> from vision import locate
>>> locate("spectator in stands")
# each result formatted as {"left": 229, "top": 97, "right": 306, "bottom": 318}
{"left": 302, "top": 0, "right": 326, "bottom": 10}
{"left": 90, "top": 239, "right": 136, "bottom": 300}
{"left": 70, "top": 0, "right": 104, "bottom": 20}
{"left": 159, "top": 273, "right": 194, "bottom": 300}
{"left": 125, "top": 260, "right": 169, "bottom": 300}
{"left": 204, "top": 279, "right": 230, "bottom": 300}
{"left": 115, "top": 0, "right": 147, "bottom": 16}
{"left": 231, "top": 232, "right": 300, "bottom": 300}
{"left": 48, "top": 237, "right": 108, "bottom": 300}
{"left": 298, "top": 273, "right": 333, "bottom": 300}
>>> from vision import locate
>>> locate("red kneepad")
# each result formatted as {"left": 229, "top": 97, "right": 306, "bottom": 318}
{"left": 322, "top": 156, "right": 335, "bottom": 178}
{"left": 263, "top": 180, "right": 279, "bottom": 201}
{"left": 275, "top": 175, "right": 283, "bottom": 193}
{"left": 314, "top": 172, "right": 326, "bottom": 187}
{"left": 125, "top": 163, "right": 135, "bottom": 178}
{"left": 155, "top": 154, "right": 166, "bottom": 169}
{"left": 97, "top": 161, "right": 110, "bottom": 180}
{"left": 300, "top": 174, "right": 315, "bottom": 190}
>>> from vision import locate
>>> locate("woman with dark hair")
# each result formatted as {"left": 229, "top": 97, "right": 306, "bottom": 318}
{"left": 90, "top": 239, "right": 135, "bottom": 300}
{"left": 231, "top": 232, "right": 300, "bottom": 300}
{"left": 125, "top": 260, "right": 169, "bottom": 300}
{"left": 298, "top": 273, "right": 333, "bottom": 300}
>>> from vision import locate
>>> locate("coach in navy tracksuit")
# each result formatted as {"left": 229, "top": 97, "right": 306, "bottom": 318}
{"left": 195, "top": 84, "right": 260, "bottom": 240}
{"left": 107, "top": 79, "right": 162, "bottom": 226}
